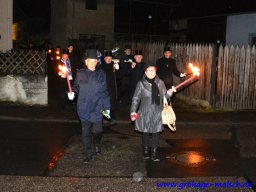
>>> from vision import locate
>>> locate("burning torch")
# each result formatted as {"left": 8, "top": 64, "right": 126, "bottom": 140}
{"left": 175, "top": 63, "right": 200, "bottom": 90}
{"left": 58, "top": 65, "right": 72, "bottom": 94}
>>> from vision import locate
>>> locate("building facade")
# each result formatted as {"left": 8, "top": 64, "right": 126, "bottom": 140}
{"left": 51, "top": 0, "right": 114, "bottom": 51}
{"left": 226, "top": 13, "right": 256, "bottom": 46}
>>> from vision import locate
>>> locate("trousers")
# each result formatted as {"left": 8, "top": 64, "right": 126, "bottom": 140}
{"left": 81, "top": 121, "right": 102, "bottom": 157}
{"left": 142, "top": 132, "right": 159, "bottom": 148}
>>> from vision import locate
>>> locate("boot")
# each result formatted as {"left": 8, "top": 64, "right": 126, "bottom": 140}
{"left": 143, "top": 146, "right": 150, "bottom": 160}
{"left": 151, "top": 148, "right": 160, "bottom": 162}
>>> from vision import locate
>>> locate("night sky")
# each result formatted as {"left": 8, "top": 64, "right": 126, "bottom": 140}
{"left": 14, "top": 0, "right": 256, "bottom": 19}
{"left": 13, "top": 0, "right": 256, "bottom": 35}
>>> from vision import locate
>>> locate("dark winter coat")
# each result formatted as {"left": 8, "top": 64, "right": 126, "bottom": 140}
{"left": 101, "top": 61, "right": 118, "bottom": 104}
{"left": 73, "top": 68, "right": 110, "bottom": 122}
{"left": 156, "top": 57, "right": 181, "bottom": 88}
{"left": 130, "top": 75, "right": 170, "bottom": 133}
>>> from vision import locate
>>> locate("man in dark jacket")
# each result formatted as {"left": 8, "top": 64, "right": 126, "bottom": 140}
{"left": 156, "top": 46, "right": 186, "bottom": 89}
{"left": 118, "top": 44, "right": 135, "bottom": 105}
{"left": 68, "top": 49, "right": 110, "bottom": 163}
{"left": 127, "top": 49, "right": 145, "bottom": 105}
{"left": 101, "top": 50, "right": 119, "bottom": 122}
{"left": 67, "top": 44, "right": 79, "bottom": 79}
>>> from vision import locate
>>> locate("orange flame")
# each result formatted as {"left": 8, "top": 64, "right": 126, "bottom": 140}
{"left": 188, "top": 63, "right": 200, "bottom": 76}
{"left": 58, "top": 65, "right": 67, "bottom": 74}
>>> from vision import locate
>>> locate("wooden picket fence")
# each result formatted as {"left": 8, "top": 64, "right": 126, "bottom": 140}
{"left": 216, "top": 45, "right": 256, "bottom": 110}
{"left": 115, "top": 41, "right": 256, "bottom": 110}
{"left": 0, "top": 50, "right": 47, "bottom": 75}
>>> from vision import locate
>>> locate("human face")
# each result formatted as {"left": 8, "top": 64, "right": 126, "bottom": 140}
{"left": 104, "top": 56, "right": 112, "bottom": 64}
{"left": 164, "top": 51, "right": 172, "bottom": 59}
{"left": 62, "top": 53, "right": 69, "bottom": 60}
{"left": 134, "top": 55, "right": 143, "bottom": 63}
{"left": 68, "top": 45, "right": 73, "bottom": 53}
{"left": 85, "top": 58, "right": 98, "bottom": 71}
{"left": 145, "top": 66, "right": 156, "bottom": 79}
{"left": 124, "top": 49, "right": 131, "bottom": 55}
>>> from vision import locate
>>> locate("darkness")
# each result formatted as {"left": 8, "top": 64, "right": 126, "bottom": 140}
{"left": 13, "top": 0, "right": 256, "bottom": 39}
{"left": 13, "top": 0, "right": 51, "bottom": 34}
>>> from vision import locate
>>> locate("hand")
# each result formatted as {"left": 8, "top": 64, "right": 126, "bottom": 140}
{"left": 131, "top": 62, "right": 136, "bottom": 69}
{"left": 130, "top": 112, "right": 138, "bottom": 121}
{"left": 180, "top": 73, "right": 186, "bottom": 78}
{"left": 128, "top": 59, "right": 133, "bottom": 63}
{"left": 113, "top": 63, "right": 119, "bottom": 70}
{"left": 67, "top": 92, "right": 75, "bottom": 100}
{"left": 167, "top": 86, "right": 176, "bottom": 96}
{"left": 102, "top": 110, "right": 111, "bottom": 119}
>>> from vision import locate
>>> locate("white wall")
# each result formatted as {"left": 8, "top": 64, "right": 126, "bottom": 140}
{"left": 0, "top": 0, "right": 13, "bottom": 51}
{"left": 0, "top": 75, "right": 48, "bottom": 105}
{"left": 226, "top": 13, "right": 256, "bottom": 46}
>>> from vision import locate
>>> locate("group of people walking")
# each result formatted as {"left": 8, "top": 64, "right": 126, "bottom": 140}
{"left": 49, "top": 44, "right": 186, "bottom": 163}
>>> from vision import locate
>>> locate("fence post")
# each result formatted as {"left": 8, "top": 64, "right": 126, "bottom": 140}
{"left": 210, "top": 44, "right": 218, "bottom": 109}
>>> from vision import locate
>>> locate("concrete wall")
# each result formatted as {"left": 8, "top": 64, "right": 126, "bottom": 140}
{"left": 226, "top": 13, "right": 256, "bottom": 46}
{"left": 0, "top": 75, "right": 48, "bottom": 105}
{"left": 51, "top": 0, "right": 114, "bottom": 48}
{"left": 0, "top": 0, "right": 13, "bottom": 51}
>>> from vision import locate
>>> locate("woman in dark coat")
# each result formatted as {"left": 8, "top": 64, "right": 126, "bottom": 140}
{"left": 130, "top": 63, "right": 175, "bottom": 161}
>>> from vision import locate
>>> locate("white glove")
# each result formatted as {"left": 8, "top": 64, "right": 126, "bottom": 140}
{"left": 113, "top": 63, "right": 119, "bottom": 70}
{"left": 167, "top": 86, "right": 176, "bottom": 96}
{"left": 131, "top": 62, "right": 136, "bottom": 69}
{"left": 180, "top": 73, "right": 186, "bottom": 78}
{"left": 67, "top": 92, "right": 75, "bottom": 100}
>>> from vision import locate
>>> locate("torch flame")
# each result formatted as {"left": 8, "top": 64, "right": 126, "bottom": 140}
{"left": 58, "top": 65, "right": 67, "bottom": 76}
{"left": 188, "top": 63, "right": 200, "bottom": 76}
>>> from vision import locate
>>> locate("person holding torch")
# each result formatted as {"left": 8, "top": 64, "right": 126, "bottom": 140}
{"left": 156, "top": 46, "right": 186, "bottom": 89}
{"left": 58, "top": 49, "right": 73, "bottom": 108}
{"left": 67, "top": 49, "right": 110, "bottom": 163}
{"left": 130, "top": 63, "right": 176, "bottom": 162}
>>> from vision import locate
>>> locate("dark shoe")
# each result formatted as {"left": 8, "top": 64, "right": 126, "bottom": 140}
{"left": 95, "top": 145, "right": 101, "bottom": 155}
{"left": 143, "top": 147, "right": 150, "bottom": 160}
{"left": 151, "top": 148, "right": 160, "bottom": 162}
{"left": 83, "top": 156, "right": 93, "bottom": 163}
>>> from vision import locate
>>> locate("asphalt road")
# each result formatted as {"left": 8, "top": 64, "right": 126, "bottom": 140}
{"left": 0, "top": 120, "right": 79, "bottom": 176}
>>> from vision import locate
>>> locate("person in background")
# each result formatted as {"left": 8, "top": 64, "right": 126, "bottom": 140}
{"left": 67, "top": 49, "right": 110, "bottom": 163}
{"left": 67, "top": 44, "right": 79, "bottom": 79}
{"left": 58, "top": 49, "right": 73, "bottom": 108}
{"left": 118, "top": 44, "right": 135, "bottom": 105}
{"left": 101, "top": 50, "right": 119, "bottom": 123}
{"left": 156, "top": 46, "right": 186, "bottom": 89}
{"left": 130, "top": 63, "right": 176, "bottom": 162}
{"left": 127, "top": 49, "right": 145, "bottom": 105}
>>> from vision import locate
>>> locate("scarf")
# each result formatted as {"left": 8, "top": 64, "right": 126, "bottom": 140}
{"left": 145, "top": 77, "right": 160, "bottom": 106}
{"left": 61, "top": 58, "right": 73, "bottom": 80}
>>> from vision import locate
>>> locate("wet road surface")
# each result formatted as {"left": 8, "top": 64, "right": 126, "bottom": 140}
{"left": 0, "top": 120, "right": 79, "bottom": 176}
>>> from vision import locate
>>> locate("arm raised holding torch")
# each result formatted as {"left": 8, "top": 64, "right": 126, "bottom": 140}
{"left": 168, "top": 63, "right": 200, "bottom": 92}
